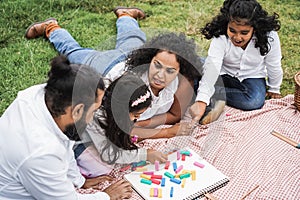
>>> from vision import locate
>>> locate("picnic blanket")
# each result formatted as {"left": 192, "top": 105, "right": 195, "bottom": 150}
{"left": 78, "top": 95, "right": 300, "bottom": 199}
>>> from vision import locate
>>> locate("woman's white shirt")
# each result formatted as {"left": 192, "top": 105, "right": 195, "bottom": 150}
{"left": 105, "top": 62, "right": 179, "bottom": 121}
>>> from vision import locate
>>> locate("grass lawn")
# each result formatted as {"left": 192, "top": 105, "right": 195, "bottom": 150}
{"left": 0, "top": 0, "right": 299, "bottom": 115}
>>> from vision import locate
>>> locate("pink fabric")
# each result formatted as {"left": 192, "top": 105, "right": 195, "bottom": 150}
{"left": 76, "top": 145, "right": 114, "bottom": 178}
{"left": 78, "top": 95, "right": 300, "bottom": 199}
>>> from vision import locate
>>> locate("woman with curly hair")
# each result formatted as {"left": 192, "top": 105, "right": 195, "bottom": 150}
{"left": 190, "top": 0, "right": 283, "bottom": 124}
{"left": 122, "top": 32, "right": 202, "bottom": 139}
{"left": 25, "top": 6, "right": 203, "bottom": 139}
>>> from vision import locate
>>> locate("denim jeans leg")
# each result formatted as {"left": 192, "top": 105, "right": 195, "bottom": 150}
{"left": 214, "top": 75, "right": 266, "bottom": 110}
{"left": 49, "top": 18, "right": 146, "bottom": 75}
{"left": 49, "top": 29, "right": 98, "bottom": 64}
{"left": 89, "top": 17, "right": 146, "bottom": 75}
{"left": 73, "top": 143, "right": 87, "bottom": 159}
{"left": 115, "top": 16, "right": 146, "bottom": 52}
{"left": 238, "top": 78, "right": 266, "bottom": 110}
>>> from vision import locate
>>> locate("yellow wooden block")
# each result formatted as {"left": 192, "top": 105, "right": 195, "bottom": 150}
{"left": 158, "top": 188, "right": 162, "bottom": 198}
{"left": 191, "top": 170, "right": 196, "bottom": 181}
{"left": 175, "top": 173, "right": 182, "bottom": 178}
{"left": 135, "top": 166, "right": 148, "bottom": 172}
{"left": 140, "top": 174, "right": 151, "bottom": 180}
{"left": 150, "top": 188, "right": 154, "bottom": 197}
{"left": 181, "top": 178, "right": 186, "bottom": 188}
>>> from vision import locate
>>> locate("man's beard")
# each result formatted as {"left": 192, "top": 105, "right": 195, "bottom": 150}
{"left": 64, "top": 114, "right": 88, "bottom": 141}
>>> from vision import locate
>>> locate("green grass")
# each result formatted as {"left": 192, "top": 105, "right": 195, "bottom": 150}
{"left": 0, "top": 0, "right": 299, "bottom": 115}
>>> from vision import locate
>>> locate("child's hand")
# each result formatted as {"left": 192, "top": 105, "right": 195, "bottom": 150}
{"left": 146, "top": 149, "right": 168, "bottom": 163}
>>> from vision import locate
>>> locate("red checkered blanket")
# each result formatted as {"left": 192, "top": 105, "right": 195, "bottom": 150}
{"left": 78, "top": 95, "right": 300, "bottom": 199}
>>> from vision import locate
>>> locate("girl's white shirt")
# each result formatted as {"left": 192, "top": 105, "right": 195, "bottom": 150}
{"left": 77, "top": 108, "right": 148, "bottom": 177}
{"left": 196, "top": 31, "right": 283, "bottom": 105}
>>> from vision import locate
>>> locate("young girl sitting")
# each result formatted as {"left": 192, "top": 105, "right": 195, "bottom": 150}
{"left": 190, "top": 0, "right": 283, "bottom": 124}
{"left": 75, "top": 72, "right": 168, "bottom": 178}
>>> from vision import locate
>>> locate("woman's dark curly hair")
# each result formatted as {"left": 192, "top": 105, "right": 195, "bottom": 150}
{"left": 98, "top": 72, "right": 152, "bottom": 164}
{"left": 126, "top": 32, "right": 203, "bottom": 81}
{"left": 201, "top": 0, "right": 280, "bottom": 56}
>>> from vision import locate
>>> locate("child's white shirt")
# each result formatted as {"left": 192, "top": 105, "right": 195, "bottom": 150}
{"left": 196, "top": 31, "right": 283, "bottom": 104}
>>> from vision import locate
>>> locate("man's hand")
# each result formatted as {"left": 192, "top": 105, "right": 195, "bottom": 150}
{"left": 82, "top": 175, "right": 113, "bottom": 189}
{"left": 103, "top": 179, "right": 133, "bottom": 200}
{"left": 189, "top": 101, "right": 207, "bottom": 122}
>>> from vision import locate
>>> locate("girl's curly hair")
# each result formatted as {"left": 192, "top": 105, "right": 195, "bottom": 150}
{"left": 126, "top": 32, "right": 203, "bottom": 80}
{"left": 201, "top": 0, "right": 280, "bottom": 56}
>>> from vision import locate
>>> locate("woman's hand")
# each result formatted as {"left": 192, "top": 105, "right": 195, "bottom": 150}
{"left": 176, "top": 121, "right": 198, "bottom": 136}
{"left": 167, "top": 122, "right": 196, "bottom": 137}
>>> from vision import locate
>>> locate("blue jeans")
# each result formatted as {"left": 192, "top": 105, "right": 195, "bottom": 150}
{"left": 49, "top": 16, "right": 146, "bottom": 75}
{"left": 213, "top": 74, "right": 266, "bottom": 111}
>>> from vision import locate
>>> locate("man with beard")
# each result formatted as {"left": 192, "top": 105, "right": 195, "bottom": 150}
{"left": 0, "top": 55, "right": 132, "bottom": 199}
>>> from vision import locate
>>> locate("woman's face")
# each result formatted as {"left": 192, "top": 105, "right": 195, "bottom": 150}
{"left": 227, "top": 20, "right": 254, "bottom": 49}
{"left": 148, "top": 51, "right": 180, "bottom": 95}
{"left": 129, "top": 107, "right": 148, "bottom": 122}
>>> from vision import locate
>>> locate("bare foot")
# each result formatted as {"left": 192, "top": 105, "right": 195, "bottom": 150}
{"left": 103, "top": 179, "right": 132, "bottom": 200}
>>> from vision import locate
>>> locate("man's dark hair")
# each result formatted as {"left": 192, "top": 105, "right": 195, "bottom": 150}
{"left": 45, "top": 55, "right": 104, "bottom": 117}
